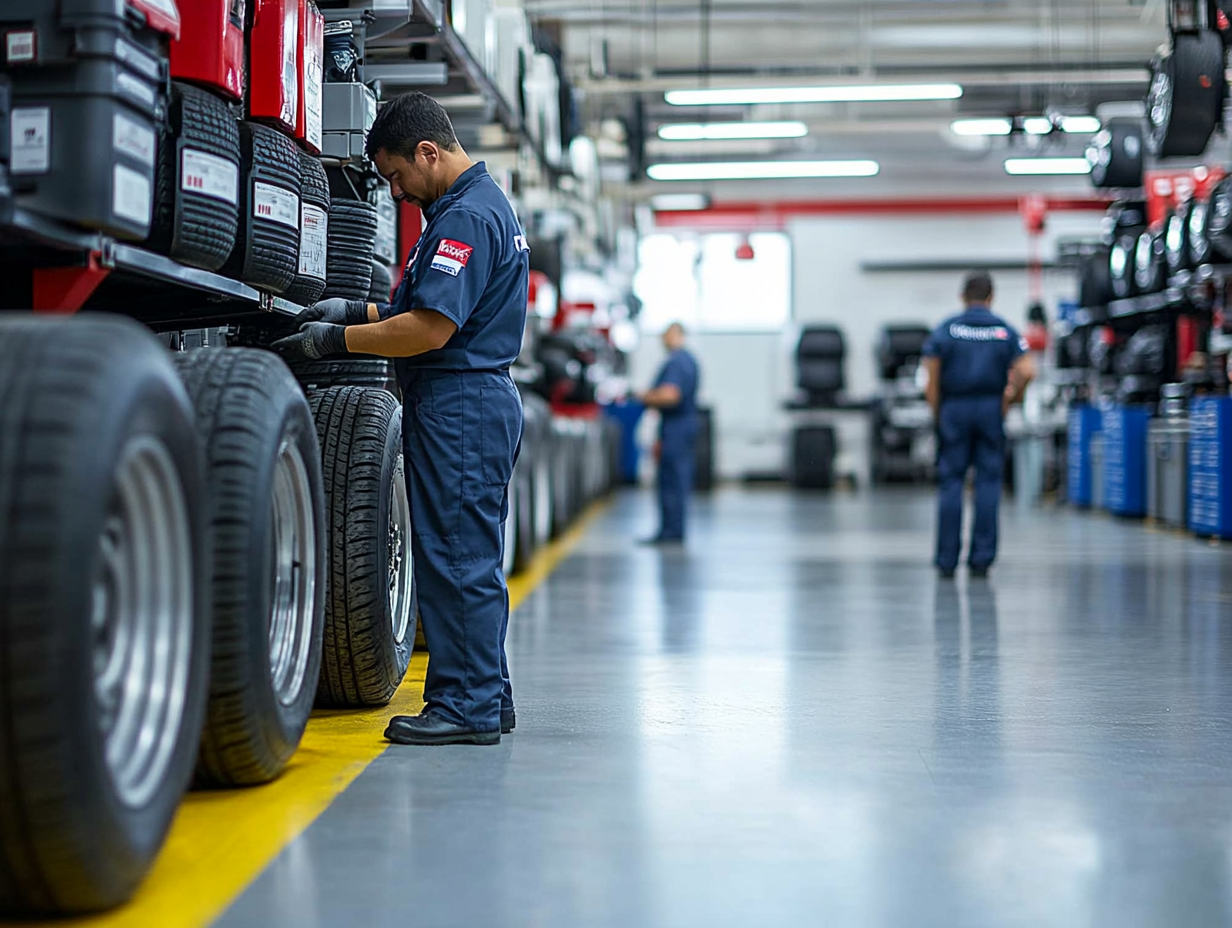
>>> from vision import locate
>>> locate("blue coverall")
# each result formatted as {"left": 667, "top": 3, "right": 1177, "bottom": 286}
{"left": 380, "top": 162, "right": 529, "bottom": 733}
{"left": 923, "top": 306, "right": 1027, "bottom": 574}
{"left": 653, "top": 349, "right": 700, "bottom": 541}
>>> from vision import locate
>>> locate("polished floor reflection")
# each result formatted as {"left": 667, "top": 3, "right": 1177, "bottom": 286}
{"left": 217, "top": 488, "right": 1232, "bottom": 928}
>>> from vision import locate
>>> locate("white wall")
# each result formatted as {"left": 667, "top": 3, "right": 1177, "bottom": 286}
{"left": 631, "top": 209, "right": 1104, "bottom": 480}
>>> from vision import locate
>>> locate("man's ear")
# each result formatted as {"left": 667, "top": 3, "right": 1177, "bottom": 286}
{"left": 418, "top": 142, "right": 440, "bottom": 165}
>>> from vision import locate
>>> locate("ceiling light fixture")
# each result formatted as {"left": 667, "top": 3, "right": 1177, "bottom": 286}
{"left": 952, "top": 116, "right": 1102, "bottom": 137}
{"left": 657, "top": 121, "right": 809, "bottom": 141}
{"left": 650, "top": 193, "right": 712, "bottom": 211}
{"left": 1004, "top": 158, "right": 1092, "bottom": 176}
{"left": 665, "top": 83, "right": 963, "bottom": 106}
{"left": 647, "top": 160, "right": 880, "bottom": 181}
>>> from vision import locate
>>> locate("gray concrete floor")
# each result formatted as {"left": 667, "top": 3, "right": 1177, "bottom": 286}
{"left": 217, "top": 488, "right": 1232, "bottom": 928}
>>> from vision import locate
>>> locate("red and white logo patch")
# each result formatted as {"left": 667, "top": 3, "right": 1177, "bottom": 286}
{"left": 431, "top": 238, "right": 474, "bottom": 277}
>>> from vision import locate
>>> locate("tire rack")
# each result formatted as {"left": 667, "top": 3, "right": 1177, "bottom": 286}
{"left": 0, "top": 203, "right": 305, "bottom": 324}
{"left": 1, "top": 2, "right": 561, "bottom": 322}
{"left": 1061, "top": 264, "right": 1226, "bottom": 392}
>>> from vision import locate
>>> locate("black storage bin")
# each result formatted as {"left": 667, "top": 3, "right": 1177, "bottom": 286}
{"left": 282, "top": 151, "right": 330, "bottom": 307}
{"left": 221, "top": 122, "right": 302, "bottom": 294}
{"left": 2, "top": 3, "right": 170, "bottom": 239}
{"left": 791, "top": 426, "right": 836, "bottom": 490}
{"left": 147, "top": 82, "right": 241, "bottom": 271}
{"left": 323, "top": 198, "right": 378, "bottom": 300}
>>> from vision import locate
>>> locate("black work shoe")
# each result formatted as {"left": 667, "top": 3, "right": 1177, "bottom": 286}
{"left": 938, "top": 569, "right": 956, "bottom": 580}
{"left": 638, "top": 536, "right": 683, "bottom": 547}
{"left": 501, "top": 708, "right": 516, "bottom": 734}
{"left": 384, "top": 713, "right": 500, "bottom": 746}
{"left": 969, "top": 567, "right": 990, "bottom": 579}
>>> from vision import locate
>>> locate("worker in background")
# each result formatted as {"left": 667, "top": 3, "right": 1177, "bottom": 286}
{"left": 273, "top": 92, "right": 528, "bottom": 745}
{"left": 923, "top": 272, "right": 1035, "bottom": 580}
{"left": 638, "top": 323, "right": 700, "bottom": 545}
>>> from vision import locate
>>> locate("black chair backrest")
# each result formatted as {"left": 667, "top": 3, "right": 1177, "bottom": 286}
{"left": 796, "top": 326, "right": 846, "bottom": 399}
{"left": 877, "top": 325, "right": 932, "bottom": 380}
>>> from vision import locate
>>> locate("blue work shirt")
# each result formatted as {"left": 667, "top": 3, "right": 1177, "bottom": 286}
{"left": 923, "top": 306, "right": 1027, "bottom": 400}
{"left": 382, "top": 162, "right": 529, "bottom": 372}
{"left": 654, "top": 348, "right": 700, "bottom": 431}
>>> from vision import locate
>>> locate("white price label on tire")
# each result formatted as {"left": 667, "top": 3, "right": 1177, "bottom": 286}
{"left": 182, "top": 149, "right": 239, "bottom": 205}
{"left": 113, "top": 164, "right": 152, "bottom": 225}
{"left": 253, "top": 181, "right": 300, "bottom": 229}
{"left": 298, "top": 204, "right": 328, "bottom": 279}
{"left": 11, "top": 107, "right": 50, "bottom": 174}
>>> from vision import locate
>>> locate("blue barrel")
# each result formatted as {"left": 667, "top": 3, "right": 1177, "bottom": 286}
{"left": 1189, "top": 397, "right": 1232, "bottom": 539}
{"left": 1103, "top": 406, "right": 1151, "bottom": 517}
{"left": 1067, "top": 405, "right": 1103, "bottom": 507}
{"left": 603, "top": 400, "right": 645, "bottom": 486}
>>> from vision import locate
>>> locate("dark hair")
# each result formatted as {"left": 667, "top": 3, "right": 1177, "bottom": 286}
{"left": 365, "top": 91, "right": 460, "bottom": 161}
{"left": 962, "top": 272, "right": 994, "bottom": 305}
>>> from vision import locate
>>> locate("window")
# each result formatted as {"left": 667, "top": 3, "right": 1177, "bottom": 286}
{"left": 634, "top": 232, "right": 792, "bottom": 333}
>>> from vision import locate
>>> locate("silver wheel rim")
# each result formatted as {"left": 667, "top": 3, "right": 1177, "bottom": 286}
{"left": 535, "top": 461, "right": 552, "bottom": 542}
{"left": 268, "top": 439, "right": 317, "bottom": 707}
{"left": 91, "top": 436, "right": 194, "bottom": 810}
{"left": 503, "top": 479, "right": 518, "bottom": 576}
{"left": 388, "top": 453, "right": 413, "bottom": 645}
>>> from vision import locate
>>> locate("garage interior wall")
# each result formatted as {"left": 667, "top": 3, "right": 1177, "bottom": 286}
{"left": 630, "top": 209, "right": 1103, "bottom": 480}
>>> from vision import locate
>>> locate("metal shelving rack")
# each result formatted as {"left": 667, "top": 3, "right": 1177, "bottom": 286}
{"left": 1, "top": 0, "right": 547, "bottom": 317}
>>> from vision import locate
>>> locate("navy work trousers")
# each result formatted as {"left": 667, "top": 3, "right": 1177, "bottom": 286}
{"left": 658, "top": 418, "right": 697, "bottom": 541}
{"left": 936, "top": 395, "right": 1005, "bottom": 573}
{"left": 401, "top": 370, "right": 523, "bottom": 732}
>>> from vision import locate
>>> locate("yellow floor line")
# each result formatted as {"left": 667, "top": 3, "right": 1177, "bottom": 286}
{"left": 8, "top": 500, "right": 609, "bottom": 928}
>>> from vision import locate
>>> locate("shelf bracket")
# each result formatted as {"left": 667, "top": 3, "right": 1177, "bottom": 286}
{"left": 33, "top": 251, "right": 110, "bottom": 313}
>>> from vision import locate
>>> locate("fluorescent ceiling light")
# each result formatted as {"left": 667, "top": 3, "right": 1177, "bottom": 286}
{"left": 1004, "top": 158, "right": 1092, "bottom": 176}
{"left": 658, "top": 121, "right": 809, "bottom": 141}
{"left": 953, "top": 115, "right": 1102, "bottom": 137}
{"left": 650, "top": 193, "right": 711, "bottom": 211}
{"left": 647, "top": 160, "right": 880, "bottom": 181}
{"left": 951, "top": 118, "right": 1013, "bottom": 136}
{"left": 665, "top": 84, "right": 963, "bottom": 106}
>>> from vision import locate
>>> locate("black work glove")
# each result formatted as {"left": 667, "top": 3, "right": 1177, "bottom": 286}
{"left": 294, "top": 298, "right": 369, "bottom": 327}
{"left": 270, "top": 322, "right": 348, "bottom": 360}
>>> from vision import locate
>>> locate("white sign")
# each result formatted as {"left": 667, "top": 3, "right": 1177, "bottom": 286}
{"left": 5, "top": 30, "right": 35, "bottom": 63}
{"left": 11, "top": 107, "right": 50, "bottom": 174}
{"left": 298, "top": 204, "right": 328, "bottom": 279}
{"left": 113, "top": 164, "right": 152, "bottom": 225}
{"left": 113, "top": 113, "right": 155, "bottom": 166}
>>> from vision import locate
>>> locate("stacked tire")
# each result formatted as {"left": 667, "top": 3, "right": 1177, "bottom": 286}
{"left": 310, "top": 387, "right": 416, "bottom": 707}
{"left": 173, "top": 350, "right": 326, "bottom": 787}
{"left": 282, "top": 152, "right": 330, "bottom": 307}
{"left": 221, "top": 123, "right": 303, "bottom": 294}
{"left": 147, "top": 82, "right": 241, "bottom": 271}
{"left": 369, "top": 259, "right": 393, "bottom": 303}
{"left": 323, "top": 199, "right": 379, "bottom": 301}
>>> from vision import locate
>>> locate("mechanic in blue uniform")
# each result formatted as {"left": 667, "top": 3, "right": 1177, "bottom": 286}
{"left": 273, "top": 92, "right": 528, "bottom": 745}
{"left": 922, "top": 273, "right": 1034, "bottom": 580}
{"left": 638, "top": 323, "right": 700, "bottom": 545}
